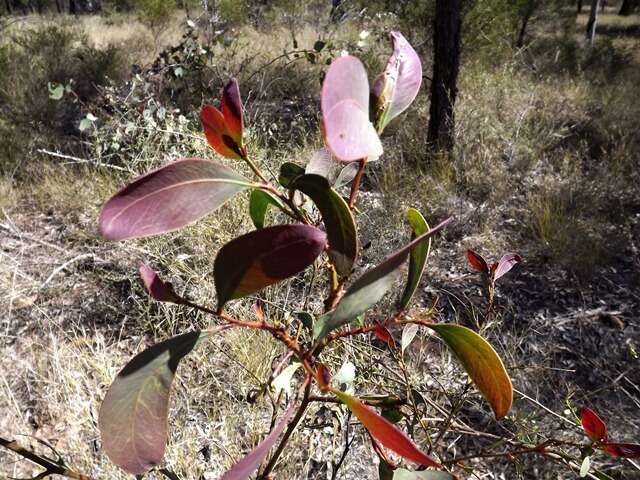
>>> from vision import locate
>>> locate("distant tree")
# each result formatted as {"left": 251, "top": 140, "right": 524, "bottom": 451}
{"left": 577, "top": 0, "right": 583, "bottom": 12}
{"left": 516, "top": 0, "right": 540, "bottom": 48}
{"left": 586, "top": 0, "right": 600, "bottom": 45}
{"left": 428, "top": 0, "right": 462, "bottom": 151}
{"left": 619, "top": 0, "right": 638, "bottom": 15}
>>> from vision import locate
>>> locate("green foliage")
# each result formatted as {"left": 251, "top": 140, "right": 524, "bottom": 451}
{"left": 218, "top": 0, "right": 248, "bottom": 25}
{"left": 133, "top": 0, "right": 176, "bottom": 29}
{"left": 0, "top": 24, "right": 125, "bottom": 176}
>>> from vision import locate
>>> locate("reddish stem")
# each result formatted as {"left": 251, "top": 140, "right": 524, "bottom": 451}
{"left": 348, "top": 158, "right": 367, "bottom": 209}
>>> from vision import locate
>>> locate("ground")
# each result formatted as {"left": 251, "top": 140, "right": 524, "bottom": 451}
{"left": 1, "top": 3, "right": 640, "bottom": 480}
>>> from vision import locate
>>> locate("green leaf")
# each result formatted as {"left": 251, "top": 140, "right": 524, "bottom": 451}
{"left": 393, "top": 469, "right": 455, "bottom": 479}
{"left": 278, "top": 162, "right": 305, "bottom": 187}
{"left": 48, "top": 82, "right": 64, "bottom": 100}
{"left": 291, "top": 174, "right": 358, "bottom": 276}
{"left": 249, "top": 189, "right": 284, "bottom": 229}
{"left": 99, "top": 330, "right": 218, "bottom": 474}
{"left": 295, "top": 311, "right": 314, "bottom": 331}
{"left": 315, "top": 217, "right": 452, "bottom": 340}
{"left": 379, "top": 460, "right": 394, "bottom": 480}
{"left": 401, "top": 324, "right": 419, "bottom": 356}
{"left": 399, "top": 208, "right": 431, "bottom": 309}
{"left": 214, "top": 224, "right": 327, "bottom": 308}
{"left": 79, "top": 117, "right": 93, "bottom": 132}
{"left": 580, "top": 456, "right": 591, "bottom": 478}
{"left": 428, "top": 324, "right": 513, "bottom": 419}
{"left": 334, "top": 162, "right": 359, "bottom": 188}
{"left": 272, "top": 363, "right": 301, "bottom": 397}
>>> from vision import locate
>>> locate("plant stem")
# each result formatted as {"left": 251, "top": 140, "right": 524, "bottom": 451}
{"left": 258, "top": 379, "right": 312, "bottom": 479}
{"left": 242, "top": 154, "right": 271, "bottom": 184}
{"left": 348, "top": 158, "right": 367, "bottom": 209}
{"left": 0, "top": 436, "right": 92, "bottom": 480}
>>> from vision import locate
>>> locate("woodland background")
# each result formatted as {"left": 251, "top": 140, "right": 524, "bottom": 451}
{"left": 1, "top": 0, "right": 639, "bottom": 478}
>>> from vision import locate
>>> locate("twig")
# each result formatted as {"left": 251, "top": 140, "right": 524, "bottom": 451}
{"left": 36, "top": 149, "right": 128, "bottom": 171}
{"left": 40, "top": 253, "right": 97, "bottom": 289}
{"left": 0, "top": 436, "right": 92, "bottom": 480}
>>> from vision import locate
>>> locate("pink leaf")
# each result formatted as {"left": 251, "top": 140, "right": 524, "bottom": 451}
{"left": 321, "top": 56, "right": 382, "bottom": 161}
{"left": 493, "top": 253, "right": 522, "bottom": 281}
{"left": 221, "top": 403, "right": 297, "bottom": 480}
{"left": 372, "top": 31, "right": 423, "bottom": 131}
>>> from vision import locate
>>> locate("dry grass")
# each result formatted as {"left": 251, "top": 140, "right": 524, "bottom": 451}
{"left": 1, "top": 6, "right": 640, "bottom": 480}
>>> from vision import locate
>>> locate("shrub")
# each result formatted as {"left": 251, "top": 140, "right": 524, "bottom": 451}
{"left": 94, "top": 31, "right": 518, "bottom": 479}
{"left": 0, "top": 23, "right": 126, "bottom": 175}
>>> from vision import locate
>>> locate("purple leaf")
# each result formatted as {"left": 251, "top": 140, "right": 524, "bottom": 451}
{"left": 139, "top": 262, "right": 184, "bottom": 304}
{"left": 215, "top": 224, "right": 327, "bottom": 308}
{"left": 493, "top": 253, "right": 522, "bottom": 281}
{"left": 321, "top": 56, "right": 382, "bottom": 162}
{"left": 221, "top": 402, "right": 296, "bottom": 480}
{"left": 372, "top": 32, "right": 422, "bottom": 132}
{"left": 99, "top": 330, "right": 224, "bottom": 474}
{"left": 99, "top": 158, "right": 254, "bottom": 241}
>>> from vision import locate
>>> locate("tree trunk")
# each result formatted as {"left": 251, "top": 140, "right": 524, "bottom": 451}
{"left": 4, "top": 0, "right": 12, "bottom": 13}
{"left": 427, "top": 0, "right": 462, "bottom": 151}
{"left": 69, "top": 0, "right": 77, "bottom": 14}
{"left": 577, "top": 0, "right": 583, "bottom": 13}
{"left": 601, "top": 0, "right": 605, "bottom": 12}
{"left": 586, "top": 0, "right": 600, "bottom": 45}
{"left": 55, "top": 0, "right": 62, "bottom": 13}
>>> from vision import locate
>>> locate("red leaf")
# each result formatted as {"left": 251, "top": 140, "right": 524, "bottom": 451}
{"left": 139, "top": 263, "right": 184, "bottom": 304}
{"left": 580, "top": 407, "right": 608, "bottom": 442}
{"left": 375, "top": 326, "right": 396, "bottom": 348}
{"left": 493, "top": 253, "right": 522, "bottom": 281}
{"left": 200, "top": 104, "right": 242, "bottom": 159}
{"left": 334, "top": 390, "right": 440, "bottom": 468}
{"left": 602, "top": 443, "right": 640, "bottom": 458}
{"left": 466, "top": 249, "right": 488, "bottom": 273}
